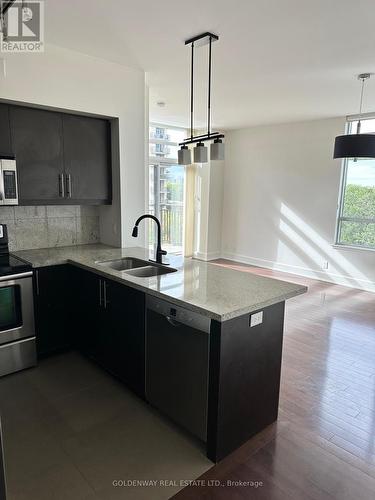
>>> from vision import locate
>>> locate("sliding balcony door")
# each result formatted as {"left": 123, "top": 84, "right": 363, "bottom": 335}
{"left": 149, "top": 125, "right": 187, "bottom": 256}
{"left": 149, "top": 163, "right": 185, "bottom": 255}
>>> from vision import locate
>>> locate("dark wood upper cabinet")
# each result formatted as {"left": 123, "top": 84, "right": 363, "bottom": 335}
{"left": 62, "top": 114, "right": 112, "bottom": 204}
{"left": 6, "top": 103, "right": 112, "bottom": 205}
{"left": 10, "top": 106, "right": 64, "bottom": 202}
{"left": 0, "top": 104, "right": 12, "bottom": 156}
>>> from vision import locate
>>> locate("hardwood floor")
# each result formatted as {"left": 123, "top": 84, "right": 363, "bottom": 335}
{"left": 173, "top": 261, "right": 375, "bottom": 500}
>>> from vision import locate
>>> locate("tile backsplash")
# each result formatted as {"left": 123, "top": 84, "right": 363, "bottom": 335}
{"left": 0, "top": 205, "right": 100, "bottom": 251}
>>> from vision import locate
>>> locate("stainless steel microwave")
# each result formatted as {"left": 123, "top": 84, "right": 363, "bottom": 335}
{"left": 0, "top": 158, "right": 18, "bottom": 206}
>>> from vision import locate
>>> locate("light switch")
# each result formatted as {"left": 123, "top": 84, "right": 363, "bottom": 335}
{"left": 250, "top": 311, "right": 263, "bottom": 327}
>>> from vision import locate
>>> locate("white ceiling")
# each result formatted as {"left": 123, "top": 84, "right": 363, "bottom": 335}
{"left": 45, "top": 0, "right": 375, "bottom": 130}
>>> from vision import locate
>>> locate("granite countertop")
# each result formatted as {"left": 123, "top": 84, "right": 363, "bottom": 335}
{"left": 13, "top": 244, "right": 307, "bottom": 321}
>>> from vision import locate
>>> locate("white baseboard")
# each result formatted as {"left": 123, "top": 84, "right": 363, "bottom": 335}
{"left": 194, "top": 250, "right": 222, "bottom": 261}
{"left": 221, "top": 252, "right": 375, "bottom": 293}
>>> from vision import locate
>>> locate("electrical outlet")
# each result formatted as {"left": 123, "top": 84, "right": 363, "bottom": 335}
{"left": 322, "top": 261, "right": 329, "bottom": 270}
{"left": 250, "top": 311, "right": 263, "bottom": 327}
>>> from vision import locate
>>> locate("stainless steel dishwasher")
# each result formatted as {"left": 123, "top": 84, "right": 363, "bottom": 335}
{"left": 145, "top": 296, "right": 211, "bottom": 442}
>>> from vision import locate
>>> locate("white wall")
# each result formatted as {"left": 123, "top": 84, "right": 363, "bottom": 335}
{"left": 222, "top": 117, "right": 375, "bottom": 292}
{"left": 207, "top": 159, "right": 224, "bottom": 258}
{"left": 0, "top": 44, "right": 145, "bottom": 247}
{"left": 193, "top": 154, "right": 224, "bottom": 261}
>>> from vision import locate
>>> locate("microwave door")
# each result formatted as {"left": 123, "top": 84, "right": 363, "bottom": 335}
{"left": 1, "top": 160, "right": 18, "bottom": 205}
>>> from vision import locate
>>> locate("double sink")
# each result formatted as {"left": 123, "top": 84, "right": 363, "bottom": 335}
{"left": 96, "top": 257, "right": 177, "bottom": 278}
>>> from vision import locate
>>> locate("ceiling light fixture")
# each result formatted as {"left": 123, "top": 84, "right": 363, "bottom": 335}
{"left": 178, "top": 32, "right": 225, "bottom": 165}
{"left": 334, "top": 73, "right": 375, "bottom": 159}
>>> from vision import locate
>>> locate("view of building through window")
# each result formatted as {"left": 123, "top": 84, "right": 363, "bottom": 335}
{"left": 336, "top": 118, "right": 375, "bottom": 249}
{"left": 149, "top": 125, "right": 187, "bottom": 255}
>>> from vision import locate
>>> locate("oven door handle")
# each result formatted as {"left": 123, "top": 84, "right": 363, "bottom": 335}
{"left": 0, "top": 271, "right": 33, "bottom": 282}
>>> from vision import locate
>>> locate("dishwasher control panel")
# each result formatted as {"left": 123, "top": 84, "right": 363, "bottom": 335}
{"left": 146, "top": 296, "right": 211, "bottom": 333}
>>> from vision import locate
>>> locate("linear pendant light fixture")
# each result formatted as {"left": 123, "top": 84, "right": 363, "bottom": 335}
{"left": 334, "top": 73, "right": 375, "bottom": 159}
{"left": 178, "top": 32, "right": 225, "bottom": 165}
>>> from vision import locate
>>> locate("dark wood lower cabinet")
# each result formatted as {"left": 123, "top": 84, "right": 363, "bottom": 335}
{"left": 103, "top": 279, "right": 145, "bottom": 396}
{"left": 33, "top": 265, "right": 74, "bottom": 357}
{"left": 68, "top": 267, "right": 145, "bottom": 398}
{"left": 69, "top": 266, "right": 102, "bottom": 359}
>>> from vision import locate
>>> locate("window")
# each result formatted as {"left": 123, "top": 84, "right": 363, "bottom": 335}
{"left": 149, "top": 124, "right": 187, "bottom": 255}
{"left": 336, "top": 118, "right": 375, "bottom": 249}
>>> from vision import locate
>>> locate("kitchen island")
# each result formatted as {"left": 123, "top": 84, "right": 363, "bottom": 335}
{"left": 14, "top": 243, "right": 307, "bottom": 462}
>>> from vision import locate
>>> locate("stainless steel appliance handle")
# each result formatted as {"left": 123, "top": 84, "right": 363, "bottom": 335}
{"left": 99, "top": 279, "right": 102, "bottom": 307}
{"left": 66, "top": 174, "right": 72, "bottom": 198}
{"left": 0, "top": 336, "right": 36, "bottom": 349}
{"left": 59, "top": 173, "right": 65, "bottom": 198}
{"left": 0, "top": 271, "right": 33, "bottom": 282}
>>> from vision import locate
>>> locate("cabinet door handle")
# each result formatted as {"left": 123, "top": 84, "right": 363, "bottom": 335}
{"left": 99, "top": 279, "right": 102, "bottom": 307}
{"left": 35, "top": 270, "right": 40, "bottom": 296}
{"left": 58, "top": 174, "right": 65, "bottom": 198}
{"left": 66, "top": 174, "right": 72, "bottom": 198}
{"left": 103, "top": 281, "right": 109, "bottom": 309}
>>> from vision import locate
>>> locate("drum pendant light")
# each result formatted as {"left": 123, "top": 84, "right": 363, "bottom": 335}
{"left": 210, "top": 137, "right": 225, "bottom": 160}
{"left": 178, "top": 32, "right": 225, "bottom": 165}
{"left": 178, "top": 145, "right": 191, "bottom": 165}
{"left": 334, "top": 74, "right": 375, "bottom": 159}
{"left": 194, "top": 142, "right": 208, "bottom": 163}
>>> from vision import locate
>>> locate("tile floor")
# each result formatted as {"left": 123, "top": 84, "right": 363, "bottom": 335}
{"left": 0, "top": 352, "right": 212, "bottom": 500}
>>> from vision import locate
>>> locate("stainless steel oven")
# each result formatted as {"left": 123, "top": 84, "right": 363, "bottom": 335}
{"left": 0, "top": 158, "right": 18, "bottom": 206}
{"left": 0, "top": 272, "right": 36, "bottom": 377}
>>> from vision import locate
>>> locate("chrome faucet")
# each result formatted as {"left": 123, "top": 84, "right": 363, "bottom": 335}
{"left": 132, "top": 214, "right": 167, "bottom": 264}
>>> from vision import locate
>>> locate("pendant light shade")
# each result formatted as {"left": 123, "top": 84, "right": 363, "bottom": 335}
{"left": 178, "top": 145, "right": 192, "bottom": 165}
{"left": 334, "top": 73, "right": 374, "bottom": 160}
{"left": 334, "top": 133, "right": 375, "bottom": 159}
{"left": 210, "top": 138, "right": 225, "bottom": 160}
{"left": 194, "top": 142, "right": 208, "bottom": 163}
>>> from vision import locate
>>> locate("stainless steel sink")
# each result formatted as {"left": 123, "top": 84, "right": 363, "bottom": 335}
{"left": 96, "top": 257, "right": 150, "bottom": 271}
{"left": 96, "top": 257, "right": 177, "bottom": 277}
{"left": 125, "top": 266, "right": 177, "bottom": 278}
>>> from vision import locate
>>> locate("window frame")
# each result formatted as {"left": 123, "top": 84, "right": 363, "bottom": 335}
{"left": 335, "top": 117, "right": 375, "bottom": 250}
